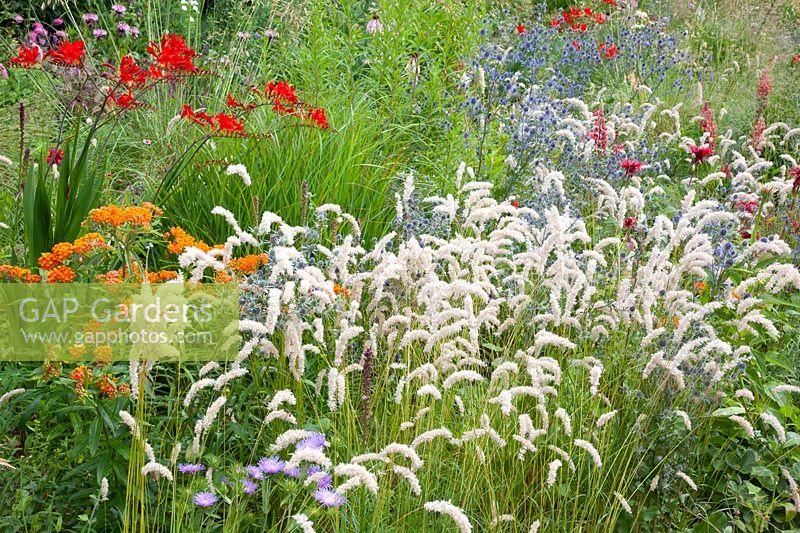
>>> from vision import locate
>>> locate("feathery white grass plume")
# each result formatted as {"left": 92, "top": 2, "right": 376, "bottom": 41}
{"left": 673, "top": 410, "right": 692, "bottom": 431}
{"left": 424, "top": 500, "right": 472, "bottom": 533}
{"left": 225, "top": 163, "right": 251, "bottom": 186}
{"left": 546, "top": 459, "right": 562, "bottom": 487}
{"left": 574, "top": 439, "right": 602, "bottom": 468}
{"left": 780, "top": 467, "right": 800, "bottom": 512}
{"left": 119, "top": 410, "right": 140, "bottom": 439}
{"left": 392, "top": 465, "right": 422, "bottom": 496}
{"left": 614, "top": 491, "right": 632, "bottom": 514}
{"left": 529, "top": 521, "right": 541, "bottom": 533}
{"left": 292, "top": 514, "right": 316, "bottom": 533}
{"left": 734, "top": 388, "right": 755, "bottom": 401}
{"left": 0, "top": 388, "right": 25, "bottom": 407}
{"left": 675, "top": 471, "right": 697, "bottom": 490}
{"left": 596, "top": 410, "right": 618, "bottom": 429}
{"left": 728, "top": 415, "right": 755, "bottom": 438}
{"left": 760, "top": 412, "right": 786, "bottom": 443}
{"left": 333, "top": 463, "right": 379, "bottom": 495}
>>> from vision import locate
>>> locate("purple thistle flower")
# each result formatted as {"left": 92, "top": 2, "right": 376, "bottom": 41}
{"left": 314, "top": 487, "right": 346, "bottom": 508}
{"left": 117, "top": 22, "right": 130, "bottom": 36}
{"left": 32, "top": 22, "right": 48, "bottom": 36}
{"left": 295, "top": 432, "right": 327, "bottom": 452}
{"left": 245, "top": 465, "right": 264, "bottom": 480}
{"left": 178, "top": 463, "right": 206, "bottom": 474}
{"left": 82, "top": 13, "right": 99, "bottom": 25}
{"left": 307, "top": 466, "right": 333, "bottom": 489}
{"left": 130, "top": 26, "right": 140, "bottom": 38}
{"left": 242, "top": 478, "right": 258, "bottom": 495}
{"left": 283, "top": 466, "right": 301, "bottom": 478}
{"left": 193, "top": 491, "right": 218, "bottom": 507}
{"left": 111, "top": 4, "right": 127, "bottom": 15}
{"left": 93, "top": 29, "right": 108, "bottom": 39}
{"left": 257, "top": 456, "right": 285, "bottom": 475}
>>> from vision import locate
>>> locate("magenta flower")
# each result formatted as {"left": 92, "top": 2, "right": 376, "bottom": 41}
{"left": 53, "top": 18, "right": 64, "bottom": 26}
{"left": 111, "top": 4, "right": 127, "bottom": 15}
{"left": 245, "top": 465, "right": 264, "bottom": 480}
{"left": 82, "top": 13, "right": 99, "bottom": 25}
{"left": 93, "top": 29, "right": 108, "bottom": 39}
{"left": 242, "top": 478, "right": 258, "bottom": 495}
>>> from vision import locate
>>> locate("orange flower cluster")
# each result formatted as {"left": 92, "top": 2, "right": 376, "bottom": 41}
{"left": 229, "top": 254, "right": 269, "bottom": 274}
{"left": 146, "top": 270, "right": 180, "bottom": 283}
{"left": 38, "top": 232, "right": 108, "bottom": 283}
{"left": 47, "top": 265, "right": 77, "bottom": 283}
{"left": 334, "top": 283, "right": 350, "bottom": 298}
{"left": 0, "top": 264, "right": 42, "bottom": 283}
{"left": 96, "top": 374, "right": 118, "bottom": 398}
{"left": 89, "top": 202, "right": 163, "bottom": 228}
{"left": 164, "top": 226, "right": 211, "bottom": 254}
{"left": 70, "top": 365, "right": 93, "bottom": 397}
{"left": 42, "top": 360, "right": 62, "bottom": 380}
{"left": 94, "top": 345, "right": 113, "bottom": 366}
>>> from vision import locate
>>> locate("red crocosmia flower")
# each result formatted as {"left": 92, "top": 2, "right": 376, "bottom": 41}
{"left": 623, "top": 217, "right": 636, "bottom": 229}
{"left": 620, "top": 158, "right": 643, "bottom": 177}
{"left": 226, "top": 95, "right": 256, "bottom": 110}
{"left": 739, "top": 230, "right": 751, "bottom": 239}
{"left": 603, "top": 0, "right": 617, "bottom": 5}
{"left": 181, "top": 105, "right": 214, "bottom": 128}
{"left": 594, "top": 13, "right": 607, "bottom": 23}
{"left": 147, "top": 34, "right": 197, "bottom": 73}
{"left": 44, "top": 40, "right": 85, "bottom": 66}
{"left": 577, "top": 23, "right": 588, "bottom": 32}
{"left": 265, "top": 81, "right": 299, "bottom": 104}
{"left": 212, "top": 112, "right": 245, "bottom": 134}
{"left": 598, "top": 42, "right": 605, "bottom": 50}
{"left": 511, "top": 199, "right": 520, "bottom": 208}
{"left": 516, "top": 24, "right": 526, "bottom": 34}
{"left": 107, "top": 89, "right": 143, "bottom": 109}
{"left": 8, "top": 45, "right": 40, "bottom": 68}
{"left": 571, "top": 40, "right": 581, "bottom": 50}
{"left": 584, "top": 7, "right": 593, "bottom": 15}
{"left": 550, "top": 18, "right": 561, "bottom": 28}
{"left": 47, "top": 148, "right": 64, "bottom": 165}
{"left": 118, "top": 55, "right": 148, "bottom": 85}
{"left": 306, "top": 108, "right": 329, "bottom": 129}
{"left": 689, "top": 143, "right": 713, "bottom": 164}
{"left": 604, "top": 45, "right": 619, "bottom": 59}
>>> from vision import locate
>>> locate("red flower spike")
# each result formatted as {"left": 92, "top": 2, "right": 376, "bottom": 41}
{"left": 689, "top": 144, "right": 713, "bottom": 164}
{"left": 44, "top": 40, "right": 85, "bottom": 67}
{"left": 107, "top": 88, "right": 145, "bottom": 109}
{"left": 516, "top": 24, "right": 526, "bottom": 34}
{"left": 265, "top": 81, "right": 299, "bottom": 104}
{"left": 620, "top": 158, "right": 643, "bottom": 177}
{"left": 212, "top": 112, "right": 245, "bottom": 134}
{"left": 118, "top": 55, "right": 148, "bottom": 85}
{"left": 8, "top": 45, "right": 40, "bottom": 68}
{"left": 147, "top": 34, "right": 198, "bottom": 73}
{"left": 227, "top": 95, "right": 256, "bottom": 110}
{"left": 623, "top": 217, "right": 637, "bottom": 229}
{"left": 306, "top": 108, "right": 329, "bottom": 129}
{"left": 47, "top": 148, "right": 64, "bottom": 165}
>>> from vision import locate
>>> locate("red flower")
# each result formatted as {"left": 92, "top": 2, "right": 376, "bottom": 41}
{"left": 790, "top": 166, "right": 800, "bottom": 194}
{"left": 118, "top": 55, "right": 148, "bottom": 85}
{"left": 43, "top": 40, "right": 85, "bottom": 67}
{"left": 181, "top": 105, "right": 214, "bottom": 128}
{"left": 516, "top": 24, "right": 526, "bottom": 34}
{"left": 689, "top": 143, "right": 713, "bottom": 164}
{"left": 227, "top": 95, "right": 256, "bottom": 110}
{"left": 584, "top": 7, "right": 593, "bottom": 15}
{"left": 756, "top": 67, "right": 772, "bottom": 102}
{"left": 571, "top": 40, "right": 581, "bottom": 50}
{"left": 550, "top": 18, "right": 562, "bottom": 29}
{"left": 604, "top": 45, "right": 619, "bottom": 59}
{"left": 739, "top": 230, "right": 751, "bottom": 239}
{"left": 620, "top": 158, "right": 643, "bottom": 177}
{"left": 212, "top": 112, "right": 245, "bottom": 134}
{"left": 602, "top": 0, "right": 617, "bottom": 5}
{"left": 265, "top": 80, "right": 299, "bottom": 104}
{"left": 588, "top": 109, "right": 607, "bottom": 151}
{"left": 511, "top": 199, "right": 520, "bottom": 208}
{"left": 47, "top": 148, "right": 64, "bottom": 165}
{"left": 623, "top": 217, "right": 636, "bottom": 229}
{"left": 700, "top": 102, "right": 717, "bottom": 149}
{"left": 8, "top": 45, "right": 39, "bottom": 68}
{"left": 107, "top": 89, "right": 143, "bottom": 109}
{"left": 793, "top": 55, "right": 800, "bottom": 65}
{"left": 735, "top": 200, "right": 758, "bottom": 214}
{"left": 147, "top": 34, "right": 197, "bottom": 73}
{"left": 594, "top": 13, "right": 607, "bottom": 23}
{"left": 306, "top": 108, "right": 329, "bottom": 129}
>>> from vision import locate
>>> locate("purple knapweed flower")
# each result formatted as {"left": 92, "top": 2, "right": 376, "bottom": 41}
{"left": 53, "top": 18, "right": 64, "bottom": 26}
{"left": 130, "top": 26, "right": 140, "bottom": 38}
{"left": 178, "top": 463, "right": 206, "bottom": 474}
{"left": 13, "top": 15, "right": 24, "bottom": 24}
{"left": 257, "top": 456, "right": 285, "bottom": 474}
{"left": 314, "top": 487, "right": 346, "bottom": 508}
{"left": 111, "top": 4, "right": 127, "bottom": 15}
{"left": 117, "top": 22, "right": 130, "bottom": 36}
{"left": 295, "top": 432, "right": 327, "bottom": 452}
{"left": 193, "top": 491, "right": 218, "bottom": 507}
{"left": 283, "top": 466, "right": 301, "bottom": 478}
{"left": 242, "top": 478, "right": 258, "bottom": 495}
{"left": 82, "top": 13, "right": 99, "bottom": 25}
{"left": 93, "top": 29, "right": 108, "bottom": 39}
{"left": 245, "top": 465, "right": 264, "bottom": 480}
{"left": 307, "top": 466, "right": 333, "bottom": 489}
